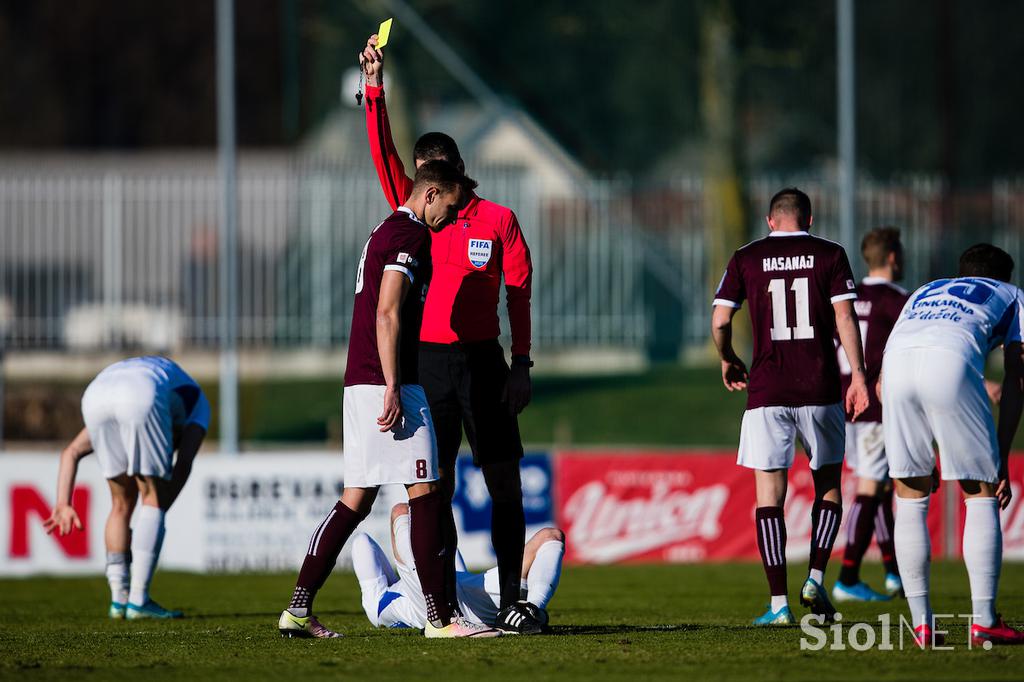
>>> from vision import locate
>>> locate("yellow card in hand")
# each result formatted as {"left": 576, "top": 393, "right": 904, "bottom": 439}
{"left": 376, "top": 18, "right": 393, "bottom": 49}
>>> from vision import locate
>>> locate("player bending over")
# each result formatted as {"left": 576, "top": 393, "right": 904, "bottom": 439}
{"left": 44, "top": 356, "right": 209, "bottom": 619}
{"left": 711, "top": 188, "right": 869, "bottom": 626}
{"left": 351, "top": 503, "right": 564, "bottom": 631}
{"left": 278, "top": 161, "right": 500, "bottom": 639}
{"left": 881, "top": 244, "right": 1024, "bottom": 647}
{"left": 832, "top": 227, "right": 908, "bottom": 603}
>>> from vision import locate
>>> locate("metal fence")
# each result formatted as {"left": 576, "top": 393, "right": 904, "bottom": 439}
{"left": 2, "top": 158, "right": 1023, "bottom": 355}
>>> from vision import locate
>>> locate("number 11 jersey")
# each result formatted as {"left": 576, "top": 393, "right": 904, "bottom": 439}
{"left": 714, "top": 231, "right": 858, "bottom": 409}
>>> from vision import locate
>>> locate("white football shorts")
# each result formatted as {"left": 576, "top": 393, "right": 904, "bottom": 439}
{"left": 342, "top": 384, "right": 439, "bottom": 487}
{"left": 882, "top": 348, "right": 999, "bottom": 483}
{"left": 81, "top": 369, "right": 174, "bottom": 480}
{"left": 845, "top": 421, "right": 889, "bottom": 482}
{"left": 737, "top": 403, "right": 846, "bottom": 471}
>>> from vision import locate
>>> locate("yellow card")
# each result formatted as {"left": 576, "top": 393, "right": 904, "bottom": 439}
{"left": 376, "top": 18, "right": 393, "bottom": 49}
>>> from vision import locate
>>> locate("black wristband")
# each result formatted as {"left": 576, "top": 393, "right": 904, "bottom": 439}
{"left": 512, "top": 355, "right": 534, "bottom": 368}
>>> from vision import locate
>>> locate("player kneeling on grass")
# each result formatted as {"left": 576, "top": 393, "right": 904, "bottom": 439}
{"left": 44, "top": 356, "right": 209, "bottom": 620}
{"left": 278, "top": 161, "right": 500, "bottom": 639}
{"left": 351, "top": 503, "right": 564, "bottom": 632}
{"left": 881, "top": 244, "right": 1024, "bottom": 648}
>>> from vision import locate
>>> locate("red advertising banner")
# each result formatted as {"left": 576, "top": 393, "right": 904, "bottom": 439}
{"left": 555, "top": 451, "right": 962, "bottom": 565}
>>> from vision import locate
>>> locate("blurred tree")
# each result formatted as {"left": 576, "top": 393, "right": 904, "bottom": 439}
{"left": 0, "top": 0, "right": 1023, "bottom": 181}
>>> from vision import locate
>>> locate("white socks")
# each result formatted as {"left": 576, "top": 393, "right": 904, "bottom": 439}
{"left": 963, "top": 497, "right": 1001, "bottom": 628}
{"left": 770, "top": 595, "right": 789, "bottom": 612}
{"left": 808, "top": 568, "right": 824, "bottom": 585}
{"left": 129, "top": 505, "right": 166, "bottom": 607}
{"left": 526, "top": 540, "right": 564, "bottom": 609}
{"left": 105, "top": 552, "right": 130, "bottom": 604}
{"left": 894, "top": 495, "right": 932, "bottom": 628}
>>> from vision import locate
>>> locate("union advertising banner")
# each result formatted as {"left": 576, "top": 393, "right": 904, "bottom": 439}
{"left": 555, "top": 451, "right": 1024, "bottom": 565}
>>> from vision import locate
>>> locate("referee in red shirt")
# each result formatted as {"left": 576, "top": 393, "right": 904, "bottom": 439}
{"left": 359, "top": 35, "right": 541, "bottom": 634}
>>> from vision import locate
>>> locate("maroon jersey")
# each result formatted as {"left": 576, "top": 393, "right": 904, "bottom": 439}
{"left": 344, "top": 207, "right": 432, "bottom": 387}
{"left": 836, "top": 278, "right": 909, "bottom": 422}
{"left": 714, "top": 231, "right": 858, "bottom": 409}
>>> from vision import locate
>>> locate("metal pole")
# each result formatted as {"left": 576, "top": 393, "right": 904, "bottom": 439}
{"left": 837, "top": 0, "right": 856, "bottom": 257}
{"left": 217, "top": 0, "right": 239, "bottom": 455}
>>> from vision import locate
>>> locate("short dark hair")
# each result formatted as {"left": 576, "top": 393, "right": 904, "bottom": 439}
{"left": 958, "top": 243, "right": 1015, "bottom": 282}
{"left": 413, "top": 132, "right": 461, "bottom": 164}
{"left": 861, "top": 226, "right": 902, "bottom": 269}
{"left": 411, "top": 159, "right": 477, "bottom": 195}
{"left": 768, "top": 187, "right": 812, "bottom": 229}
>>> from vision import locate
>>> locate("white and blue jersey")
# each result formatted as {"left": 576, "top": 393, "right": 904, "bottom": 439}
{"left": 885, "top": 277, "right": 1024, "bottom": 374}
{"left": 82, "top": 356, "right": 209, "bottom": 479}
{"left": 882, "top": 277, "right": 1023, "bottom": 482}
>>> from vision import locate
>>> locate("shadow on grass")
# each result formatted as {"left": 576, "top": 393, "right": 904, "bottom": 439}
{"left": 547, "top": 623, "right": 714, "bottom": 636}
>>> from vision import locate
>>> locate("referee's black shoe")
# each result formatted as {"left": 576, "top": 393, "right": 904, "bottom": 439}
{"left": 494, "top": 601, "right": 545, "bottom": 635}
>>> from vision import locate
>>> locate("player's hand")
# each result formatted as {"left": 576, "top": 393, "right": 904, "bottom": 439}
{"left": 846, "top": 379, "right": 870, "bottom": 421}
{"left": 503, "top": 364, "right": 532, "bottom": 415}
{"left": 721, "top": 358, "right": 748, "bottom": 392}
{"left": 359, "top": 34, "right": 384, "bottom": 87}
{"left": 42, "top": 503, "right": 83, "bottom": 536}
{"left": 378, "top": 385, "right": 402, "bottom": 432}
{"left": 875, "top": 373, "right": 883, "bottom": 403}
{"left": 996, "top": 463, "right": 1012, "bottom": 509}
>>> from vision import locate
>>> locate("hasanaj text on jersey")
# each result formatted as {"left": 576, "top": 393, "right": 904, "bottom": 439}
{"left": 762, "top": 255, "right": 815, "bottom": 272}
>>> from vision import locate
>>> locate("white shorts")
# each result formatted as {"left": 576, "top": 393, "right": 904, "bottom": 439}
{"left": 882, "top": 348, "right": 999, "bottom": 483}
{"left": 81, "top": 370, "right": 173, "bottom": 480}
{"left": 845, "top": 421, "right": 889, "bottom": 482}
{"left": 737, "top": 403, "right": 845, "bottom": 471}
{"left": 342, "top": 384, "right": 439, "bottom": 487}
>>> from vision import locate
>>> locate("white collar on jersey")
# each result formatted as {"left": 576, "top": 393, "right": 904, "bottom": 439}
{"left": 862, "top": 276, "right": 893, "bottom": 285}
{"left": 767, "top": 230, "right": 809, "bottom": 237}
{"left": 396, "top": 205, "right": 426, "bottom": 226}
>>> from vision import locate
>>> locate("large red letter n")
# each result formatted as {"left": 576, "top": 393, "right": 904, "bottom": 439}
{"left": 9, "top": 486, "right": 90, "bottom": 558}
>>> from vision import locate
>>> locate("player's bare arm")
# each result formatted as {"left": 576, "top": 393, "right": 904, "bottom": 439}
{"left": 996, "top": 340, "right": 1023, "bottom": 509}
{"left": 376, "top": 269, "right": 412, "bottom": 432}
{"left": 359, "top": 33, "right": 383, "bottom": 87}
{"left": 43, "top": 428, "right": 94, "bottom": 536}
{"left": 834, "top": 299, "right": 869, "bottom": 419}
{"left": 164, "top": 423, "right": 206, "bottom": 509}
{"left": 711, "top": 304, "right": 749, "bottom": 391}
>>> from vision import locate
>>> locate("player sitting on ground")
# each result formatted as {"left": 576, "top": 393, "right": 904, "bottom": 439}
{"left": 711, "top": 188, "right": 869, "bottom": 626}
{"left": 351, "top": 503, "right": 564, "bottom": 631}
{"left": 881, "top": 243, "right": 1024, "bottom": 647}
{"left": 44, "top": 356, "right": 209, "bottom": 619}
{"left": 832, "top": 227, "right": 908, "bottom": 603}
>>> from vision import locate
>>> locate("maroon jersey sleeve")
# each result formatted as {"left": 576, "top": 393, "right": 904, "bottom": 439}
{"left": 382, "top": 223, "right": 429, "bottom": 285}
{"left": 713, "top": 253, "right": 745, "bottom": 308}
{"left": 829, "top": 250, "right": 858, "bottom": 304}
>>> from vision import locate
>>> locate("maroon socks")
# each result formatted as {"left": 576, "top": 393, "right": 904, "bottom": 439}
{"left": 838, "top": 494, "right": 880, "bottom": 586}
{"left": 809, "top": 500, "right": 843, "bottom": 577}
{"left": 877, "top": 489, "right": 899, "bottom": 576}
{"left": 290, "top": 500, "right": 366, "bottom": 614}
{"left": 409, "top": 490, "right": 454, "bottom": 626}
{"left": 756, "top": 506, "right": 788, "bottom": 596}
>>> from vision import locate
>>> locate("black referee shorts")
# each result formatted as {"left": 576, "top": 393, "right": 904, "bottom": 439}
{"left": 418, "top": 339, "right": 524, "bottom": 472}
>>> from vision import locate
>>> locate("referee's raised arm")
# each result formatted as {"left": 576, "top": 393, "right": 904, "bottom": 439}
{"left": 360, "top": 34, "right": 413, "bottom": 210}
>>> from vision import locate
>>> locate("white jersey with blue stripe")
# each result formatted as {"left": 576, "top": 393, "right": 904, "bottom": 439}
{"left": 93, "top": 355, "right": 210, "bottom": 430}
{"left": 885, "top": 277, "right": 1024, "bottom": 374}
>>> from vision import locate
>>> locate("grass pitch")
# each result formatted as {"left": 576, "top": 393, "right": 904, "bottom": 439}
{"left": 2, "top": 562, "right": 1022, "bottom": 681}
